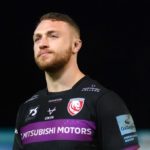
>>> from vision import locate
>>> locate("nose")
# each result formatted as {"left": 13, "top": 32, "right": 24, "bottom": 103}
{"left": 39, "top": 37, "right": 49, "bottom": 49}
{"left": 39, "top": 45, "right": 49, "bottom": 49}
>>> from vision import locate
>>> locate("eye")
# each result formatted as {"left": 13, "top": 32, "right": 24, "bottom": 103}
{"left": 50, "top": 34, "right": 58, "bottom": 38}
{"left": 34, "top": 38, "right": 39, "bottom": 42}
{"left": 33, "top": 36, "right": 41, "bottom": 42}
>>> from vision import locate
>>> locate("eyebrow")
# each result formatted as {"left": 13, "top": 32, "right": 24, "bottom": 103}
{"left": 33, "top": 30, "right": 59, "bottom": 39}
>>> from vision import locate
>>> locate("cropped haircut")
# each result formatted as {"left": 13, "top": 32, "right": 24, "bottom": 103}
{"left": 36, "top": 12, "right": 80, "bottom": 37}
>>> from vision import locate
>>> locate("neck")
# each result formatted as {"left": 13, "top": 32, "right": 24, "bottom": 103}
{"left": 45, "top": 63, "right": 85, "bottom": 92}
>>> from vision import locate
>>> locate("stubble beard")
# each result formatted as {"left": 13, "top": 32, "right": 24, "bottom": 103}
{"left": 34, "top": 49, "right": 72, "bottom": 73}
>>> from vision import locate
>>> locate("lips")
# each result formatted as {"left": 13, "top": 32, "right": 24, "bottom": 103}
{"left": 38, "top": 51, "right": 53, "bottom": 57}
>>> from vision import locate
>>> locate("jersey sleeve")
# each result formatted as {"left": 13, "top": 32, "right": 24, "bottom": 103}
{"left": 96, "top": 90, "right": 140, "bottom": 150}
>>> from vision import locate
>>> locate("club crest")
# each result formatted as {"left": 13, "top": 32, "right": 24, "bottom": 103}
{"left": 67, "top": 98, "right": 85, "bottom": 116}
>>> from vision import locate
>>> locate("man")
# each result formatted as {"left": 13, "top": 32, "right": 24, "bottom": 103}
{"left": 13, "top": 12, "right": 140, "bottom": 150}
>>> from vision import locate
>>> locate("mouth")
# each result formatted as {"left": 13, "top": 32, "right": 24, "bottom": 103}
{"left": 38, "top": 51, "right": 53, "bottom": 57}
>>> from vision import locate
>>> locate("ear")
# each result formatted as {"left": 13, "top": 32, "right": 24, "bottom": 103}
{"left": 72, "top": 39, "right": 82, "bottom": 54}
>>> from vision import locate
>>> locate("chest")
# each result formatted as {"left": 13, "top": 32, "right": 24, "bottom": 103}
{"left": 19, "top": 94, "right": 97, "bottom": 145}
{"left": 21, "top": 92, "right": 98, "bottom": 126}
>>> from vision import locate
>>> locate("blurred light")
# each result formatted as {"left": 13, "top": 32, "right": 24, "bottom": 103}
{"left": 0, "top": 128, "right": 14, "bottom": 150}
{"left": 138, "top": 129, "right": 150, "bottom": 150}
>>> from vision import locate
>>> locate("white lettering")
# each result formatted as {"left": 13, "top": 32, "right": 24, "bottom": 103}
{"left": 86, "top": 128, "right": 92, "bottom": 135}
{"left": 64, "top": 127, "right": 70, "bottom": 133}
{"left": 21, "top": 127, "right": 93, "bottom": 140}
{"left": 57, "top": 127, "right": 64, "bottom": 133}
{"left": 81, "top": 128, "right": 86, "bottom": 134}
{"left": 74, "top": 127, "right": 80, "bottom": 134}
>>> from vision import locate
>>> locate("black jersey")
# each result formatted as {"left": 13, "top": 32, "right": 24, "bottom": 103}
{"left": 13, "top": 76, "right": 139, "bottom": 150}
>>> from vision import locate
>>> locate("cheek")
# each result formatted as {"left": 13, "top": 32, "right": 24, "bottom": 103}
{"left": 55, "top": 38, "right": 70, "bottom": 48}
{"left": 33, "top": 45, "right": 38, "bottom": 56}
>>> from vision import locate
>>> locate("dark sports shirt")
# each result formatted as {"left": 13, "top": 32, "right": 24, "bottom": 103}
{"left": 13, "top": 76, "right": 140, "bottom": 150}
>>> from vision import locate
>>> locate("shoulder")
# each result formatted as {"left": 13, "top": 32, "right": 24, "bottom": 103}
{"left": 85, "top": 76, "right": 127, "bottom": 106}
{"left": 81, "top": 76, "right": 110, "bottom": 95}
{"left": 23, "top": 88, "right": 46, "bottom": 104}
{"left": 16, "top": 89, "right": 46, "bottom": 115}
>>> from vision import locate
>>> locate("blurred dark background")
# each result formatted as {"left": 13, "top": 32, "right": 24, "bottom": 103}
{"left": 0, "top": 1, "right": 149, "bottom": 130}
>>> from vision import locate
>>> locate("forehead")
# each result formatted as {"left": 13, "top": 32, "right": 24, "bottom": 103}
{"left": 34, "top": 20, "right": 72, "bottom": 34}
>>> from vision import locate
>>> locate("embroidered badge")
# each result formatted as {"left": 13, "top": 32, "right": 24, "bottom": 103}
{"left": 67, "top": 98, "right": 85, "bottom": 116}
